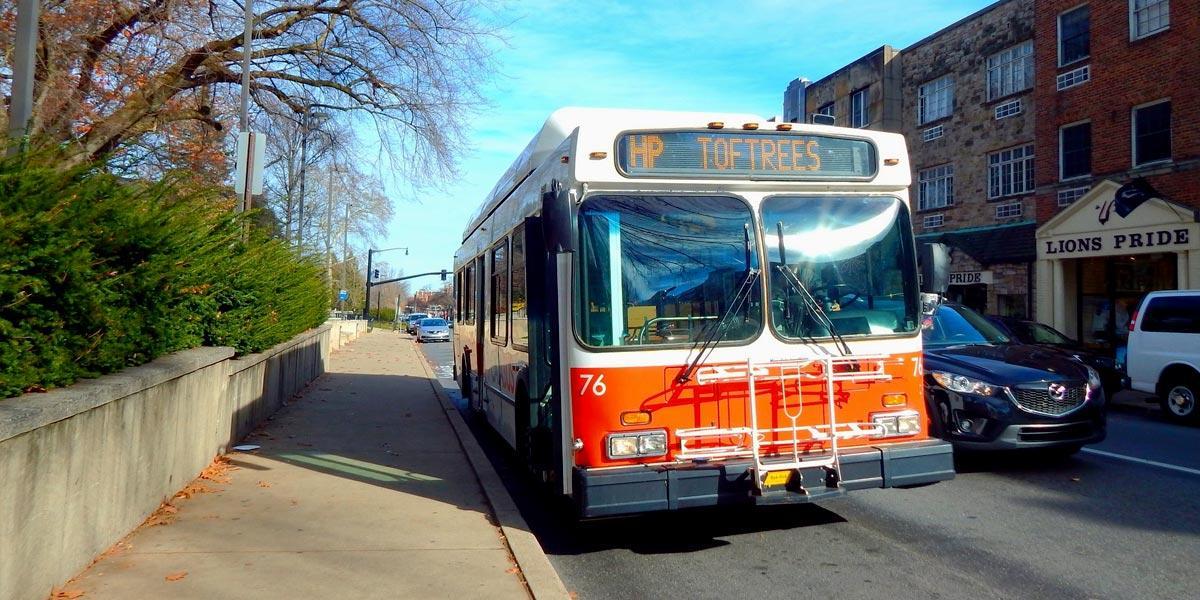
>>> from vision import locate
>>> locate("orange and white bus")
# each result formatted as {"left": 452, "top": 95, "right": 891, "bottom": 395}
{"left": 453, "top": 108, "right": 954, "bottom": 517}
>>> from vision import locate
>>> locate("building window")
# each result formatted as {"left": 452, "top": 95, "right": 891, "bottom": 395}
{"left": 995, "top": 202, "right": 1023, "bottom": 219}
{"left": 923, "top": 214, "right": 944, "bottom": 229}
{"left": 510, "top": 225, "right": 528, "bottom": 348}
{"left": 1056, "top": 65, "right": 1090, "bottom": 91}
{"left": 850, "top": 88, "right": 869, "bottom": 128}
{"left": 1060, "top": 121, "right": 1092, "bottom": 180}
{"left": 988, "top": 144, "right": 1035, "bottom": 199}
{"left": 816, "top": 102, "right": 834, "bottom": 120}
{"left": 1058, "top": 186, "right": 1090, "bottom": 207}
{"left": 1058, "top": 5, "right": 1090, "bottom": 66}
{"left": 1133, "top": 100, "right": 1171, "bottom": 166}
{"left": 994, "top": 99, "right": 1022, "bottom": 120}
{"left": 918, "top": 164, "right": 954, "bottom": 211}
{"left": 919, "top": 76, "right": 953, "bottom": 124}
{"left": 987, "top": 40, "right": 1034, "bottom": 100}
{"left": 1131, "top": 0, "right": 1169, "bottom": 39}
{"left": 489, "top": 240, "right": 508, "bottom": 343}
{"left": 921, "top": 125, "right": 944, "bottom": 142}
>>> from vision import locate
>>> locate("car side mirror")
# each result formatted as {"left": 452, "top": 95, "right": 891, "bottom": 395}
{"left": 918, "top": 242, "right": 951, "bottom": 295}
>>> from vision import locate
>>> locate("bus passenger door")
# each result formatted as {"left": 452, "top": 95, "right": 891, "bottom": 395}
{"left": 473, "top": 255, "right": 486, "bottom": 413}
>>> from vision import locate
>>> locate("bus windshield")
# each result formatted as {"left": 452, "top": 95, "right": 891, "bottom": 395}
{"left": 763, "top": 195, "right": 919, "bottom": 340}
{"left": 577, "top": 195, "right": 761, "bottom": 348}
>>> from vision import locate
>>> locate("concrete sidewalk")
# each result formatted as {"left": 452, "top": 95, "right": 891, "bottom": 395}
{"left": 66, "top": 331, "right": 566, "bottom": 600}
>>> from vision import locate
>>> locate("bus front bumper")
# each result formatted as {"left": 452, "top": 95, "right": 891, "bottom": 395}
{"left": 573, "top": 440, "right": 954, "bottom": 518}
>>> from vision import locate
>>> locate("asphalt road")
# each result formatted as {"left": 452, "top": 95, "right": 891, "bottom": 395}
{"left": 415, "top": 338, "right": 1200, "bottom": 600}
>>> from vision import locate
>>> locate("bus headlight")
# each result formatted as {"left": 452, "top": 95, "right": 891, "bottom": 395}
{"left": 607, "top": 430, "right": 668, "bottom": 459}
{"left": 871, "top": 411, "right": 921, "bottom": 437}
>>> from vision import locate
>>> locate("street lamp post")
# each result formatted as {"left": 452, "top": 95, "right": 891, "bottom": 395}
{"left": 364, "top": 246, "right": 409, "bottom": 320}
{"left": 295, "top": 110, "right": 330, "bottom": 248}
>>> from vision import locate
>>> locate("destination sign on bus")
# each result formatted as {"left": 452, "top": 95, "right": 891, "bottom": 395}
{"left": 616, "top": 131, "right": 877, "bottom": 179}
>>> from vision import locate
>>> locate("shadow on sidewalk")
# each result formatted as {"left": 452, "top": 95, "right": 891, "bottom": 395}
{"left": 225, "top": 370, "right": 497, "bottom": 520}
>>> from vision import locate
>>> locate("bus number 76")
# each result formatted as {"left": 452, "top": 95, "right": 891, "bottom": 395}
{"left": 578, "top": 373, "right": 607, "bottom": 397}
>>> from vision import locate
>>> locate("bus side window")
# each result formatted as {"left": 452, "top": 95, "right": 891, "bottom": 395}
{"left": 454, "top": 270, "right": 463, "bottom": 322}
{"left": 464, "top": 262, "right": 475, "bottom": 324}
{"left": 512, "top": 225, "right": 528, "bottom": 348}
{"left": 490, "top": 240, "right": 509, "bottom": 344}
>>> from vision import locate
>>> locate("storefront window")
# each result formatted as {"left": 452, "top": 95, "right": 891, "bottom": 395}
{"left": 1078, "top": 253, "right": 1177, "bottom": 349}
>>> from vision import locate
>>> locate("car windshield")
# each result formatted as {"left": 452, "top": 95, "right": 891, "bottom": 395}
{"left": 924, "top": 304, "right": 1011, "bottom": 347}
{"left": 408, "top": 314, "right": 427, "bottom": 322}
{"left": 420, "top": 319, "right": 447, "bottom": 327}
{"left": 762, "top": 195, "right": 919, "bottom": 340}
{"left": 576, "top": 195, "right": 760, "bottom": 348}
{"left": 1009, "top": 320, "right": 1073, "bottom": 345}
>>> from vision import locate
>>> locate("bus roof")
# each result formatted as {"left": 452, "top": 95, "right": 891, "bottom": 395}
{"left": 463, "top": 107, "right": 911, "bottom": 241}
{"left": 464, "top": 107, "right": 764, "bottom": 240}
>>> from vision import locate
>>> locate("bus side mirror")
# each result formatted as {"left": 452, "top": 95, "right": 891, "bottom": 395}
{"left": 918, "top": 242, "right": 950, "bottom": 295}
{"left": 542, "top": 180, "right": 575, "bottom": 254}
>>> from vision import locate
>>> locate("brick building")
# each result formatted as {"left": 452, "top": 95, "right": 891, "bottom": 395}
{"left": 1031, "top": 0, "right": 1200, "bottom": 348}
{"left": 785, "top": 0, "right": 1198, "bottom": 344}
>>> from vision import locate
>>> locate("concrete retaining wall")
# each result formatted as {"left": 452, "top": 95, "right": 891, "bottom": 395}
{"left": 0, "top": 320, "right": 368, "bottom": 600}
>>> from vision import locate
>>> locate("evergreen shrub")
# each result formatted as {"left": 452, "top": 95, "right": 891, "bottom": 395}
{"left": 0, "top": 153, "right": 328, "bottom": 398}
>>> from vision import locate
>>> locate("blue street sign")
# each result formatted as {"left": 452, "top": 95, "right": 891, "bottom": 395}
{"left": 338, "top": 289, "right": 349, "bottom": 302}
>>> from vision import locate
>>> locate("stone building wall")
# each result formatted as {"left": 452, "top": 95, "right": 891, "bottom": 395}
{"left": 802, "top": 45, "right": 901, "bottom": 132}
{"left": 901, "top": 0, "right": 1036, "bottom": 235}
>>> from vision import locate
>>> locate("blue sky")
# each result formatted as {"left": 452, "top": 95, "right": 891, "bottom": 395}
{"left": 380, "top": 0, "right": 996, "bottom": 287}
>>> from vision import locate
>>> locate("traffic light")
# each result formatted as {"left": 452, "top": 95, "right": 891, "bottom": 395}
{"left": 372, "top": 269, "right": 379, "bottom": 280}
{"left": 440, "top": 269, "right": 447, "bottom": 281}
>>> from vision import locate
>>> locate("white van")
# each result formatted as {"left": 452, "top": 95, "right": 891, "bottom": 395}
{"left": 1126, "top": 290, "right": 1200, "bottom": 423}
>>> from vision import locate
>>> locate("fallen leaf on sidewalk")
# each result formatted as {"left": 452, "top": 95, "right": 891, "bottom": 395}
{"left": 145, "top": 502, "right": 179, "bottom": 527}
{"left": 200, "top": 455, "right": 237, "bottom": 484}
{"left": 165, "top": 571, "right": 188, "bottom": 582}
{"left": 506, "top": 567, "right": 520, "bottom": 575}
{"left": 51, "top": 588, "right": 85, "bottom": 599}
{"left": 175, "top": 481, "right": 213, "bottom": 500}
{"left": 257, "top": 481, "right": 272, "bottom": 488}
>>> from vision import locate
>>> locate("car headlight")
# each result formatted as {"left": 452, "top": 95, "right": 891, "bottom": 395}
{"left": 1085, "top": 366, "right": 1102, "bottom": 390}
{"left": 930, "top": 371, "right": 999, "bottom": 396}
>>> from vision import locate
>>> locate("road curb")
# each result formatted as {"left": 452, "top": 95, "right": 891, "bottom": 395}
{"left": 410, "top": 339, "right": 571, "bottom": 600}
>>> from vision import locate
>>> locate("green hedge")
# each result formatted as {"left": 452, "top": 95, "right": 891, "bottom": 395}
{"left": 0, "top": 153, "right": 329, "bottom": 398}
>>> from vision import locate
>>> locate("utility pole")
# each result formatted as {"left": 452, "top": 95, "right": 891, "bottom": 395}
{"left": 238, "top": 0, "right": 254, "bottom": 212}
{"left": 6, "top": 0, "right": 38, "bottom": 155}
{"left": 325, "top": 165, "right": 335, "bottom": 289}
{"left": 296, "top": 111, "right": 309, "bottom": 247}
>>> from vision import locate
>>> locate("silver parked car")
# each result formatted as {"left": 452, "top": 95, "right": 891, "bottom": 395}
{"left": 415, "top": 318, "right": 451, "bottom": 343}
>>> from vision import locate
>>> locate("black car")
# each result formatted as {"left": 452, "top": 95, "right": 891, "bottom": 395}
{"left": 923, "top": 303, "right": 1106, "bottom": 454}
{"left": 986, "top": 315, "right": 1124, "bottom": 397}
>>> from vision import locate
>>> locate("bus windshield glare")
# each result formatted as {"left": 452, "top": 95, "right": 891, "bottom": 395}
{"left": 577, "top": 195, "right": 761, "bottom": 348}
{"left": 763, "top": 196, "right": 919, "bottom": 340}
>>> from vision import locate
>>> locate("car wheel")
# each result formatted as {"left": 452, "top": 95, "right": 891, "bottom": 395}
{"left": 1160, "top": 377, "right": 1199, "bottom": 424}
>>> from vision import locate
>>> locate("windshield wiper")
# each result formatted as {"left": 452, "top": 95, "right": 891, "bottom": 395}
{"left": 774, "top": 222, "right": 853, "bottom": 356}
{"left": 675, "top": 267, "right": 759, "bottom": 385}
{"left": 676, "top": 224, "right": 759, "bottom": 385}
